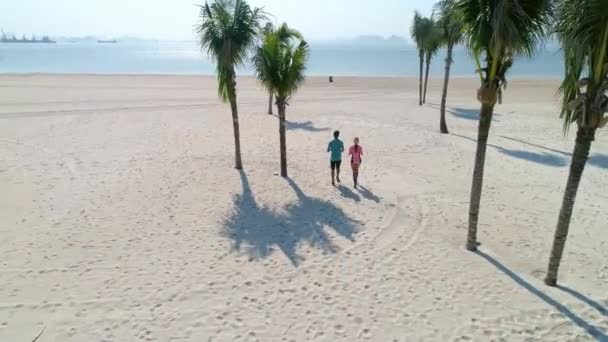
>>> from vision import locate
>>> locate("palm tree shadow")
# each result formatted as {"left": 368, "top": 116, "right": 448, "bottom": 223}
{"left": 427, "top": 104, "right": 502, "bottom": 122}
{"left": 286, "top": 178, "right": 358, "bottom": 245}
{"left": 223, "top": 171, "right": 359, "bottom": 267}
{"left": 286, "top": 120, "right": 330, "bottom": 132}
{"left": 499, "top": 136, "right": 608, "bottom": 170}
{"left": 498, "top": 136, "right": 571, "bottom": 156}
{"left": 588, "top": 154, "right": 608, "bottom": 170}
{"left": 357, "top": 185, "right": 381, "bottom": 203}
{"left": 451, "top": 134, "right": 568, "bottom": 168}
{"left": 497, "top": 149, "right": 568, "bottom": 167}
{"left": 557, "top": 286, "right": 608, "bottom": 318}
{"left": 448, "top": 107, "right": 487, "bottom": 121}
{"left": 476, "top": 250, "right": 608, "bottom": 341}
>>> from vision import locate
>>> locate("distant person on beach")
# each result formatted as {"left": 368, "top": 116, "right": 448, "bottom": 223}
{"left": 349, "top": 137, "right": 363, "bottom": 189}
{"left": 327, "top": 130, "right": 344, "bottom": 186}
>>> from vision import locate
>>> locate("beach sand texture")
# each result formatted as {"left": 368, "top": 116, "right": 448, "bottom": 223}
{"left": 0, "top": 75, "right": 607, "bottom": 341}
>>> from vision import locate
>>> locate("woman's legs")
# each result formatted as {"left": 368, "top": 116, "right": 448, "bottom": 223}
{"left": 352, "top": 163, "right": 360, "bottom": 188}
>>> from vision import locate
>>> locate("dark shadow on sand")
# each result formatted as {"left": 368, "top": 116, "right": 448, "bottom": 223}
{"left": 427, "top": 104, "right": 502, "bottom": 122}
{"left": 589, "top": 154, "right": 608, "bottom": 170}
{"left": 452, "top": 134, "right": 568, "bottom": 168}
{"left": 499, "top": 136, "right": 608, "bottom": 170}
{"left": 557, "top": 286, "right": 608, "bottom": 318}
{"left": 338, "top": 185, "right": 361, "bottom": 202}
{"left": 287, "top": 120, "right": 330, "bottom": 132}
{"left": 499, "top": 136, "right": 571, "bottom": 156}
{"left": 223, "top": 171, "right": 359, "bottom": 266}
{"left": 476, "top": 250, "right": 608, "bottom": 341}
{"left": 498, "top": 149, "right": 568, "bottom": 167}
{"left": 357, "top": 186, "right": 381, "bottom": 203}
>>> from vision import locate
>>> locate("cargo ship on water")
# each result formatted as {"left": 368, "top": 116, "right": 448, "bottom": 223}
{"left": 0, "top": 33, "right": 55, "bottom": 43}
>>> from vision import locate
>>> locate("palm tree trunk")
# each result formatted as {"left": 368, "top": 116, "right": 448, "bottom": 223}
{"left": 268, "top": 92, "right": 273, "bottom": 115}
{"left": 439, "top": 44, "right": 453, "bottom": 134}
{"left": 423, "top": 53, "right": 431, "bottom": 104}
{"left": 418, "top": 50, "right": 424, "bottom": 106}
{"left": 277, "top": 97, "right": 288, "bottom": 177}
{"left": 545, "top": 127, "right": 595, "bottom": 286}
{"left": 466, "top": 101, "right": 495, "bottom": 251}
{"left": 228, "top": 91, "right": 243, "bottom": 170}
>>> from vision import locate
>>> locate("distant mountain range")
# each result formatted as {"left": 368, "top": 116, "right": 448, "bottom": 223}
{"left": 1, "top": 32, "right": 559, "bottom": 52}
{"left": 312, "top": 35, "right": 412, "bottom": 48}
{"left": 53, "top": 35, "right": 157, "bottom": 43}
{"left": 49, "top": 34, "right": 410, "bottom": 46}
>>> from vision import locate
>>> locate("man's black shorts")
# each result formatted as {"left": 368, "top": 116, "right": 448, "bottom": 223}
{"left": 330, "top": 160, "right": 342, "bottom": 170}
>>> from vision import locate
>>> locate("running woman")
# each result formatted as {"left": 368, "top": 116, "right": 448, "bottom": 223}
{"left": 349, "top": 137, "right": 363, "bottom": 188}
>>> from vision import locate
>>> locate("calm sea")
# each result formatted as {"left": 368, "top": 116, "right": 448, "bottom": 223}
{"left": 0, "top": 41, "right": 564, "bottom": 77}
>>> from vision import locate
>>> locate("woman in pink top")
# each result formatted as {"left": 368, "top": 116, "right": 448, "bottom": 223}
{"left": 349, "top": 137, "right": 363, "bottom": 188}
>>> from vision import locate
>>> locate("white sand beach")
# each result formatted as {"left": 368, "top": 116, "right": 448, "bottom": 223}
{"left": 0, "top": 74, "right": 606, "bottom": 341}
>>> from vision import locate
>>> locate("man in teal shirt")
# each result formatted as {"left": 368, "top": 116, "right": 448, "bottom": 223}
{"left": 327, "top": 130, "right": 344, "bottom": 186}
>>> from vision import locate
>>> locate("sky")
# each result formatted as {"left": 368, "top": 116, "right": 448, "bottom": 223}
{"left": 0, "top": 0, "right": 435, "bottom": 41}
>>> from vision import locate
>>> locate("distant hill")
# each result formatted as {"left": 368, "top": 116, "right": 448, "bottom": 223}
{"left": 55, "top": 35, "right": 158, "bottom": 43}
{"left": 352, "top": 35, "right": 410, "bottom": 46}
{"left": 310, "top": 35, "right": 414, "bottom": 50}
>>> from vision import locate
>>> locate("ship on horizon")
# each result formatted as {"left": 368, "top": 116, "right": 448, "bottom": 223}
{"left": 97, "top": 39, "right": 118, "bottom": 43}
{"left": 1, "top": 32, "right": 55, "bottom": 44}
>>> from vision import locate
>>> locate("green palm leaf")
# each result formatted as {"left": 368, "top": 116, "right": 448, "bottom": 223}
{"left": 456, "top": 0, "right": 552, "bottom": 83}
{"left": 196, "top": 0, "right": 266, "bottom": 102}
{"left": 555, "top": 0, "right": 608, "bottom": 132}
{"left": 424, "top": 20, "right": 444, "bottom": 58}
{"left": 411, "top": 11, "right": 436, "bottom": 52}
{"left": 252, "top": 23, "right": 309, "bottom": 100}
{"left": 435, "top": 0, "right": 465, "bottom": 49}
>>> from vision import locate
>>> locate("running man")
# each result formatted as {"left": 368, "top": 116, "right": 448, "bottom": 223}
{"left": 327, "top": 130, "right": 344, "bottom": 186}
{"left": 349, "top": 137, "right": 363, "bottom": 189}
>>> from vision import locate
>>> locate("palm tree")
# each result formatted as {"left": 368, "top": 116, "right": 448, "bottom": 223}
{"left": 261, "top": 22, "right": 275, "bottom": 115}
{"left": 435, "top": 0, "right": 464, "bottom": 134}
{"left": 253, "top": 24, "right": 309, "bottom": 177}
{"left": 422, "top": 20, "right": 443, "bottom": 105}
{"left": 544, "top": 0, "right": 608, "bottom": 287}
{"left": 456, "top": 0, "right": 551, "bottom": 251}
{"left": 255, "top": 22, "right": 303, "bottom": 115}
{"left": 196, "top": 0, "right": 265, "bottom": 170}
{"left": 411, "top": 12, "right": 435, "bottom": 106}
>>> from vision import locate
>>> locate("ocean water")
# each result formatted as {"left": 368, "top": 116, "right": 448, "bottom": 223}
{"left": 0, "top": 41, "right": 564, "bottom": 77}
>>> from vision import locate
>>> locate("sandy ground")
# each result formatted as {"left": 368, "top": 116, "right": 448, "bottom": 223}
{"left": 0, "top": 74, "right": 607, "bottom": 341}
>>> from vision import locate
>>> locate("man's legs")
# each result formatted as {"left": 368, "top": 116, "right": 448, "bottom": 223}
{"left": 330, "top": 162, "right": 336, "bottom": 186}
{"left": 336, "top": 161, "right": 341, "bottom": 183}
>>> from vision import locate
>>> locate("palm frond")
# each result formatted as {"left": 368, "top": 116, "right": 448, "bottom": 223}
{"left": 456, "top": 0, "right": 552, "bottom": 82}
{"left": 262, "top": 22, "right": 274, "bottom": 35}
{"left": 424, "top": 20, "right": 445, "bottom": 58}
{"left": 285, "top": 40, "right": 309, "bottom": 98}
{"left": 411, "top": 12, "right": 436, "bottom": 53}
{"left": 556, "top": 0, "right": 608, "bottom": 133}
{"left": 196, "top": 0, "right": 266, "bottom": 102}
{"left": 435, "top": 0, "right": 465, "bottom": 46}
{"left": 275, "top": 23, "right": 303, "bottom": 43}
{"left": 411, "top": 11, "right": 424, "bottom": 47}
{"left": 252, "top": 34, "right": 280, "bottom": 94}
{"left": 252, "top": 23, "right": 309, "bottom": 100}
{"left": 558, "top": 43, "right": 584, "bottom": 131}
